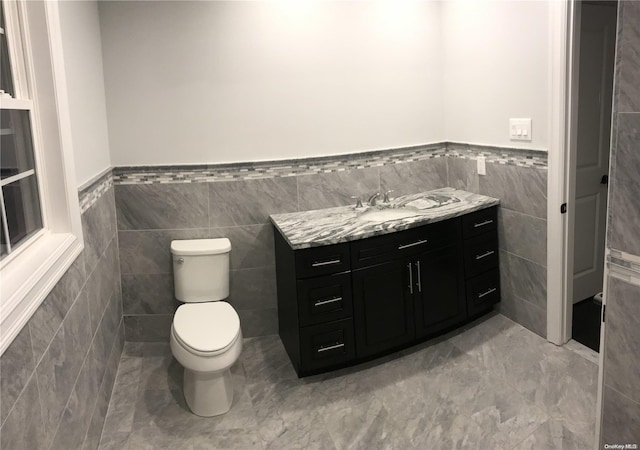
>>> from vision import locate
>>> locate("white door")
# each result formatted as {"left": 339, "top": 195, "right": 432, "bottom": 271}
{"left": 572, "top": 3, "right": 616, "bottom": 304}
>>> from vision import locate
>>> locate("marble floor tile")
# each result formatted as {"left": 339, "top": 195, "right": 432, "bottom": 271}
{"left": 98, "top": 314, "right": 599, "bottom": 450}
{"left": 513, "top": 419, "right": 592, "bottom": 450}
{"left": 258, "top": 411, "right": 336, "bottom": 450}
{"left": 190, "top": 429, "right": 264, "bottom": 450}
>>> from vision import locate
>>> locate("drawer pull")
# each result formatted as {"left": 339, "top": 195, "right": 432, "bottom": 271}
{"left": 311, "top": 259, "right": 341, "bottom": 267}
{"left": 478, "top": 287, "right": 497, "bottom": 299}
{"left": 473, "top": 219, "right": 494, "bottom": 228}
{"left": 475, "top": 250, "right": 495, "bottom": 260}
{"left": 314, "top": 297, "right": 343, "bottom": 307}
{"left": 407, "top": 263, "right": 413, "bottom": 294}
{"left": 398, "top": 239, "right": 429, "bottom": 250}
{"left": 416, "top": 260, "right": 422, "bottom": 293}
{"left": 317, "top": 342, "right": 345, "bottom": 353}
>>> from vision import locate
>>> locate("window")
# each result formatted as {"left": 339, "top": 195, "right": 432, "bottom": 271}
{"left": 1, "top": 1, "right": 43, "bottom": 259}
{"left": 0, "top": 0, "right": 83, "bottom": 355}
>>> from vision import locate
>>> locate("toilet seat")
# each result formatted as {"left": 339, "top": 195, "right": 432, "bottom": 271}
{"left": 172, "top": 302, "right": 240, "bottom": 356}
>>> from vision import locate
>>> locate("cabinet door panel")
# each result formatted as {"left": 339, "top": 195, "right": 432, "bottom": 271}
{"left": 350, "top": 219, "right": 459, "bottom": 269}
{"left": 297, "top": 272, "right": 353, "bottom": 327}
{"left": 299, "top": 318, "right": 355, "bottom": 374}
{"left": 462, "top": 206, "right": 498, "bottom": 239}
{"left": 464, "top": 232, "right": 499, "bottom": 278}
{"left": 414, "top": 245, "right": 467, "bottom": 337}
{"left": 466, "top": 269, "right": 501, "bottom": 317}
{"left": 352, "top": 260, "right": 415, "bottom": 357}
{"left": 295, "top": 243, "right": 351, "bottom": 278}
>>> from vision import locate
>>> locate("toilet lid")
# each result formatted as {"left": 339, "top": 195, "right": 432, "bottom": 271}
{"left": 173, "top": 302, "right": 240, "bottom": 354}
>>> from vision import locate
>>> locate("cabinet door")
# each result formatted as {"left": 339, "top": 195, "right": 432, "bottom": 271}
{"left": 414, "top": 245, "right": 467, "bottom": 338}
{"left": 352, "top": 259, "right": 415, "bottom": 358}
{"left": 299, "top": 318, "right": 356, "bottom": 375}
{"left": 466, "top": 269, "right": 501, "bottom": 317}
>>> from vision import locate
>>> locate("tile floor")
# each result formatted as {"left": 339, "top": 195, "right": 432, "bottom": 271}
{"left": 97, "top": 313, "right": 598, "bottom": 450}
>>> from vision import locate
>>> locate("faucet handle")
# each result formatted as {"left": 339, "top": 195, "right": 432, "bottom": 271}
{"left": 383, "top": 190, "right": 395, "bottom": 203}
{"left": 350, "top": 196, "right": 363, "bottom": 208}
{"left": 368, "top": 192, "right": 381, "bottom": 206}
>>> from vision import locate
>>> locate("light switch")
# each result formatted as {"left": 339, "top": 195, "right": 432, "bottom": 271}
{"left": 509, "top": 118, "right": 532, "bottom": 141}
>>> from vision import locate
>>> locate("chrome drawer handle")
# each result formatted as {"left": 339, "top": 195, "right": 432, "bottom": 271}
{"left": 398, "top": 239, "right": 428, "bottom": 250}
{"left": 478, "top": 287, "right": 497, "bottom": 299}
{"left": 416, "top": 260, "right": 422, "bottom": 293}
{"left": 311, "top": 259, "right": 341, "bottom": 267}
{"left": 407, "top": 263, "right": 413, "bottom": 294}
{"left": 317, "top": 342, "right": 345, "bottom": 353}
{"left": 473, "top": 219, "right": 494, "bottom": 228}
{"left": 475, "top": 250, "right": 495, "bottom": 260}
{"left": 314, "top": 297, "right": 342, "bottom": 307}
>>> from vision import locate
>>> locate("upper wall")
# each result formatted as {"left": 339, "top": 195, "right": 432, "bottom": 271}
{"left": 442, "top": 1, "right": 548, "bottom": 150}
{"left": 58, "top": 0, "right": 112, "bottom": 186}
{"left": 98, "top": 1, "right": 444, "bottom": 166}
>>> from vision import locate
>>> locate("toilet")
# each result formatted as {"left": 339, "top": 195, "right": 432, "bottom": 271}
{"left": 169, "top": 238, "right": 242, "bottom": 417}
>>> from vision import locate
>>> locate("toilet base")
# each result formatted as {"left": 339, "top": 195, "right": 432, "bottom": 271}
{"left": 183, "top": 368, "right": 234, "bottom": 417}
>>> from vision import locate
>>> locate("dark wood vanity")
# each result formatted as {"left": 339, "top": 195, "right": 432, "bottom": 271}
{"left": 273, "top": 195, "right": 500, "bottom": 377}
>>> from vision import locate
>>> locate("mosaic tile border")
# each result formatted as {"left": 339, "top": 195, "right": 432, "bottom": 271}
{"left": 446, "top": 142, "right": 548, "bottom": 169}
{"left": 78, "top": 170, "right": 113, "bottom": 213}
{"left": 112, "top": 142, "right": 548, "bottom": 185}
{"left": 609, "top": 254, "right": 640, "bottom": 276}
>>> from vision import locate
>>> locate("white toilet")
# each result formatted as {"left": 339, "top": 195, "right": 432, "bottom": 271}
{"left": 169, "top": 238, "right": 242, "bottom": 417}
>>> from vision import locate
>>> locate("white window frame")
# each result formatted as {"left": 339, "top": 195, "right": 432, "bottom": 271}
{"left": 0, "top": 0, "right": 83, "bottom": 355}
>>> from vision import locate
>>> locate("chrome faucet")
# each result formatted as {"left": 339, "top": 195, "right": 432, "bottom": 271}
{"left": 383, "top": 190, "right": 394, "bottom": 203}
{"left": 368, "top": 192, "right": 381, "bottom": 206}
{"left": 351, "top": 196, "right": 363, "bottom": 208}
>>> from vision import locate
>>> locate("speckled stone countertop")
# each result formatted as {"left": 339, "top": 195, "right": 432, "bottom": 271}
{"left": 270, "top": 187, "right": 500, "bottom": 249}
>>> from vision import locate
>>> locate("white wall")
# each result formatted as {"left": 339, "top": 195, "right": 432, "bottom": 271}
{"left": 442, "top": 1, "right": 549, "bottom": 149}
{"left": 58, "top": 0, "right": 111, "bottom": 186}
{"left": 98, "top": 1, "right": 444, "bottom": 166}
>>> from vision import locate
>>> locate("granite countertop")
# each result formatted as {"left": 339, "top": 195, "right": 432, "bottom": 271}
{"left": 270, "top": 187, "right": 500, "bottom": 249}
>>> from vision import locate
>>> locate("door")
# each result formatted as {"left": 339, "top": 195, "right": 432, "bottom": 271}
{"left": 573, "top": 2, "right": 616, "bottom": 303}
{"left": 414, "top": 245, "right": 466, "bottom": 337}
{"left": 352, "top": 259, "right": 415, "bottom": 358}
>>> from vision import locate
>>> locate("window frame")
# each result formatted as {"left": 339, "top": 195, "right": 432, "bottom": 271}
{"left": 0, "top": 0, "right": 83, "bottom": 355}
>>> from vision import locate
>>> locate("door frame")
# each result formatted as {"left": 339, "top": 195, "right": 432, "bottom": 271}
{"left": 546, "top": 0, "right": 577, "bottom": 346}
{"left": 547, "top": 1, "right": 618, "bottom": 446}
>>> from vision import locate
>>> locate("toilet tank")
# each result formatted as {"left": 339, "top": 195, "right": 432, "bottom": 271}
{"left": 171, "top": 238, "right": 231, "bottom": 302}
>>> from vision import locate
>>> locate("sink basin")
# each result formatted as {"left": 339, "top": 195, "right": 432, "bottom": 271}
{"left": 357, "top": 207, "right": 419, "bottom": 222}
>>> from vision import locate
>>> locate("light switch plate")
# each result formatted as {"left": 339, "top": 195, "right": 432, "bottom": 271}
{"left": 477, "top": 156, "right": 486, "bottom": 175}
{"left": 509, "top": 118, "right": 532, "bottom": 141}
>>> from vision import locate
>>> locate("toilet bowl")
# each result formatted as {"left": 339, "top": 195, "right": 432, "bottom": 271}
{"left": 169, "top": 238, "right": 242, "bottom": 417}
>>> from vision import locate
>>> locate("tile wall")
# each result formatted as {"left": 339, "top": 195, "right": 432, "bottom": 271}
{"left": 113, "top": 142, "right": 548, "bottom": 340}
{"left": 447, "top": 143, "right": 548, "bottom": 337}
{"left": 0, "top": 172, "right": 123, "bottom": 450}
{"left": 600, "top": 1, "right": 640, "bottom": 446}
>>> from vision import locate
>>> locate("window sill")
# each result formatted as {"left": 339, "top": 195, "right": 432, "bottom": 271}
{"left": 1, "top": 231, "right": 83, "bottom": 354}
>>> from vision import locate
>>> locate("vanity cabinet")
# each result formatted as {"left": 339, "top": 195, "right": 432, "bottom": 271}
{"left": 351, "top": 219, "right": 465, "bottom": 357}
{"left": 274, "top": 205, "right": 499, "bottom": 377}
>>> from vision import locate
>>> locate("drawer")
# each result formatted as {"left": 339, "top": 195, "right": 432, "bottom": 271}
{"left": 295, "top": 243, "right": 351, "bottom": 278}
{"left": 462, "top": 207, "right": 497, "bottom": 239}
{"left": 299, "top": 318, "right": 355, "bottom": 373}
{"left": 351, "top": 219, "right": 459, "bottom": 269}
{"left": 297, "top": 272, "right": 353, "bottom": 327}
{"left": 466, "top": 269, "right": 500, "bottom": 316}
{"left": 464, "top": 233, "right": 499, "bottom": 278}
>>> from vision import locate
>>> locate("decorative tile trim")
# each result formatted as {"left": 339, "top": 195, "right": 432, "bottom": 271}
{"left": 113, "top": 143, "right": 447, "bottom": 185}
{"left": 78, "top": 170, "right": 113, "bottom": 213}
{"left": 446, "top": 142, "right": 548, "bottom": 169}
{"left": 112, "top": 141, "right": 548, "bottom": 185}
{"left": 609, "top": 252, "right": 640, "bottom": 277}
